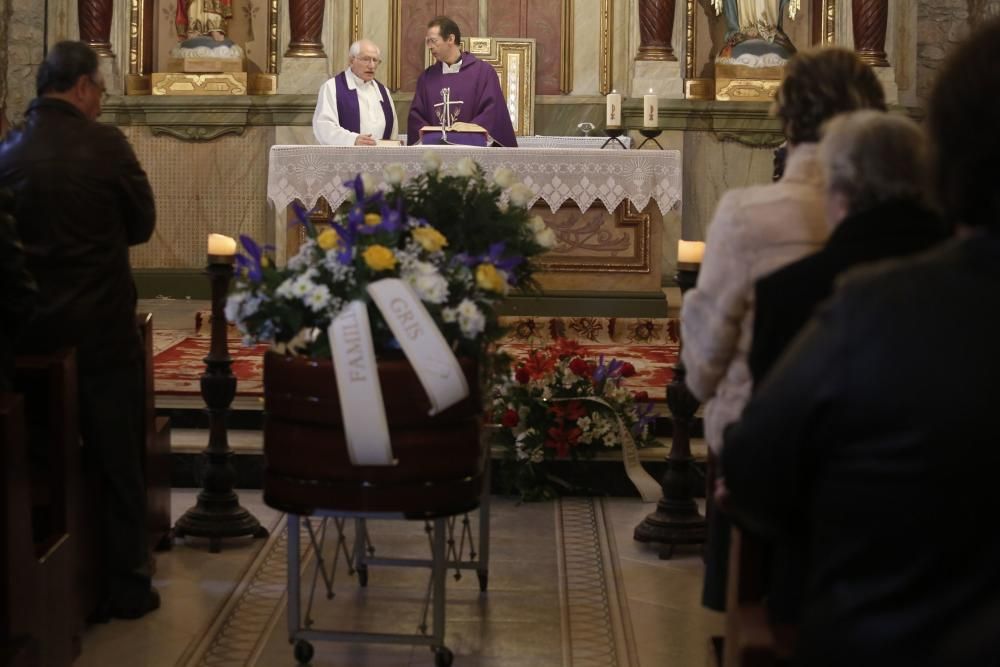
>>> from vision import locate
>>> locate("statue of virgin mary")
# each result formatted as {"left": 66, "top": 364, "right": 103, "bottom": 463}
{"left": 712, "top": 0, "right": 800, "bottom": 64}
{"left": 173, "top": 0, "right": 243, "bottom": 59}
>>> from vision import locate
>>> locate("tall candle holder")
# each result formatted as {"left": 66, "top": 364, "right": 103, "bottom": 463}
{"left": 633, "top": 262, "right": 706, "bottom": 559}
{"left": 174, "top": 253, "right": 268, "bottom": 553}
{"left": 601, "top": 127, "right": 628, "bottom": 150}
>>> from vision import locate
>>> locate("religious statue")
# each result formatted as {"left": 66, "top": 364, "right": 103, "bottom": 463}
{"left": 173, "top": 0, "right": 243, "bottom": 61}
{"left": 712, "top": 0, "right": 800, "bottom": 64}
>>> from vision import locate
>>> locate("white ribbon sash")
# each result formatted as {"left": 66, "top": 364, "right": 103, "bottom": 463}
{"left": 367, "top": 279, "right": 469, "bottom": 415}
{"left": 327, "top": 301, "right": 394, "bottom": 465}
{"left": 548, "top": 396, "right": 661, "bottom": 502}
{"left": 326, "top": 279, "right": 469, "bottom": 466}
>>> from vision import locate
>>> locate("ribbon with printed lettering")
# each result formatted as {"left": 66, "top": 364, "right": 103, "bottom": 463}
{"left": 327, "top": 278, "right": 468, "bottom": 466}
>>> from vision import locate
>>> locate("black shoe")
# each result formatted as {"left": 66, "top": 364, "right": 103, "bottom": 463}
{"left": 108, "top": 587, "right": 161, "bottom": 620}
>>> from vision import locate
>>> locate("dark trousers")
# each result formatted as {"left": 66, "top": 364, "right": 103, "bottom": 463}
{"left": 78, "top": 360, "right": 150, "bottom": 602}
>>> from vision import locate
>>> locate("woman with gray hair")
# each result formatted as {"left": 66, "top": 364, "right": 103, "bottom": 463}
{"left": 750, "top": 110, "right": 948, "bottom": 386}
{"left": 735, "top": 110, "right": 948, "bottom": 635}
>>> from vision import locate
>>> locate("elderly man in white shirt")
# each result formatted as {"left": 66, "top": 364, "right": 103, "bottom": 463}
{"left": 313, "top": 39, "right": 399, "bottom": 146}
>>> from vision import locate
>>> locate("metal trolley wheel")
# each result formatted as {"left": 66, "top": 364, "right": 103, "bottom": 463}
{"left": 293, "top": 639, "right": 314, "bottom": 664}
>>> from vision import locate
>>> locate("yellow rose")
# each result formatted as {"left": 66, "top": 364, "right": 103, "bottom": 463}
{"left": 411, "top": 226, "right": 448, "bottom": 252}
{"left": 364, "top": 213, "right": 382, "bottom": 227}
{"left": 261, "top": 256, "right": 270, "bottom": 268}
{"left": 316, "top": 228, "right": 340, "bottom": 250}
{"left": 476, "top": 262, "right": 508, "bottom": 293}
{"left": 363, "top": 245, "right": 397, "bottom": 271}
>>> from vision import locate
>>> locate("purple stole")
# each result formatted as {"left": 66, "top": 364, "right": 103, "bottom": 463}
{"left": 334, "top": 72, "right": 394, "bottom": 139}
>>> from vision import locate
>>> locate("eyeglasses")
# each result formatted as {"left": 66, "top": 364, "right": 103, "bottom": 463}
{"left": 89, "top": 76, "right": 109, "bottom": 102}
{"left": 355, "top": 56, "right": 382, "bottom": 66}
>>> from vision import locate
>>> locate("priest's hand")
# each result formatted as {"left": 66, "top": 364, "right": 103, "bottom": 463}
{"left": 355, "top": 134, "right": 376, "bottom": 146}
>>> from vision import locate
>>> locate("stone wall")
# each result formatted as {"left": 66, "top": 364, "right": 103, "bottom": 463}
{"left": 917, "top": 0, "right": 1000, "bottom": 106}
{"left": 2, "top": 0, "right": 45, "bottom": 126}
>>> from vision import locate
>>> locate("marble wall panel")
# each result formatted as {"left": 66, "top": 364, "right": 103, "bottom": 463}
{"left": 486, "top": 1, "right": 564, "bottom": 95}
{"left": 126, "top": 126, "right": 275, "bottom": 269}
{"left": 681, "top": 131, "right": 774, "bottom": 242}
{"left": 3, "top": 0, "right": 45, "bottom": 126}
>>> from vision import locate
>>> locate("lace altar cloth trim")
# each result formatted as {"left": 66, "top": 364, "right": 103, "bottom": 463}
{"left": 398, "top": 134, "right": 632, "bottom": 149}
{"left": 267, "top": 145, "right": 681, "bottom": 215}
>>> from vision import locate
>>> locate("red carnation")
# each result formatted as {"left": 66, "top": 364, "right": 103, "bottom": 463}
{"left": 515, "top": 367, "right": 530, "bottom": 384}
{"left": 634, "top": 390, "right": 649, "bottom": 402}
{"left": 501, "top": 408, "right": 519, "bottom": 428}
{"left": 620, "top": 362, "right": 636, "bottom": 378}
{"left": 569, "top": 357, "right": 591, "bottom": 377}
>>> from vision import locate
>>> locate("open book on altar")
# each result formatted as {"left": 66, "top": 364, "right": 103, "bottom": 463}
{"left": 418, "top": 122, "right": 490, "bottom": 147}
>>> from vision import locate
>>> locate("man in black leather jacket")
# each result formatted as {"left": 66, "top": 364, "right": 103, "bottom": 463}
{"left": 0, "top": 189, "right": 37, "bottom": 392}
{"left": 720, "top": 20, "right": 1000, "bottom": 667}
{"left": 0, "top": 41, "right": 158, "bottom": 620}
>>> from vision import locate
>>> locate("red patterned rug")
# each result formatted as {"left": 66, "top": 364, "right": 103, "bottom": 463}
{"left": 154, "top": 316, "right": 680, "bottom": 403}
{"left": 153, "top": 333, "right": 268, "bottom": 396}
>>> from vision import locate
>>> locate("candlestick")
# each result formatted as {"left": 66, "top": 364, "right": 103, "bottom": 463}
{"left": 606, "top": 90, "right": 622, "bottom": 128}
{"left": 677, "top": 240, "right": 705, "bottom": 265}
{"left": 207, "top": 233, "right": 237, "bottom": 257}
{"left": 643, "top": 89, "right": 658, "bottom": 128}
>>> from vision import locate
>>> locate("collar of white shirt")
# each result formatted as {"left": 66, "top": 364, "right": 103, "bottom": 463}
{"left": 441, "top": 59, "right": 463, "bottom": 75}
{"left": 346, "top": 69, "right": 381, "bottom": 98}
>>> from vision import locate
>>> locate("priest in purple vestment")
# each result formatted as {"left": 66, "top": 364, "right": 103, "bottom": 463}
{"left": 407, "top": 16, "right": 517, "bottom": 148}
{"left": 313, "top": 39, "right": 399, "bottom": 146}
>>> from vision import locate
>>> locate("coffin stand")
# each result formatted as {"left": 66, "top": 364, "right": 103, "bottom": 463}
{"left": 263, "top": 351, "right": 487, "bottom": 667}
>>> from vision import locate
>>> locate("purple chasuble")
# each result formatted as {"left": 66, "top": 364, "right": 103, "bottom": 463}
{"left": 406, "top": 52, "right": 517, "bottom": 148}
{"left": 334, "top": 71, "right": 394, "bottom": 140}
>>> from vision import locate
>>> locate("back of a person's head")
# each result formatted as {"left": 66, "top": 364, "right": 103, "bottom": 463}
{"left": 819, "top": 110, "right": 928, "bottom": 216}
{"left": 36, "top": 41, "right": 98, "bottom": 98}
{"left": 776, "top": 47, "right": 886, "bottom": 145}
{"left": 928, "top": 19, "right": 1000, "bottom": 232}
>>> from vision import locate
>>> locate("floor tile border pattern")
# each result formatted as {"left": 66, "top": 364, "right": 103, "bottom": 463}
{"left": 556, "top": 497, "right": 638, "bottom": 667}
{"left": 180, "top": 501, "right": 633, "bottom": 666}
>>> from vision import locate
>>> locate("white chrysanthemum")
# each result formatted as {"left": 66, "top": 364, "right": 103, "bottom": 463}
{"left": 493, "top": 167, "right": 515, "bottom": 189}
{"left": 508, "top": 182, "right": 533, "bottom": 207}
{"left": 275, "top": 277, "right": 296, "bottom": 299}
{"left": 535, "top": 227, "right": 557, "bottom": 248}
{"left": 224, "top": 291, "right": 246, "bottom": 323}
{"left": 287, "top": 240, "right": 316, "bottom": 271}
{"left": 453, "top": 298, "right": 485, "bottom": 338}
{"left": 528, "top": 216, "right": 546, "bottom": 233}
{"left": 290, "top": 272, "right": 317, "bottom": 298}
{"left": 304, "top": 284, "right": 331, "bottom": 312}
{"left": 577, "top": 416, "right": 592, "bottom": 433}
{"left": 383, "top": 163, "right": 406, "bottom": 185}
{"left": 361, "top": 173, "right": 377, "bottom": 196}
{"left": 404, "top": 262, "right": 449, "bottom": 304}
{"left": 455, "top": 156, "right": 477, "bottom": 178}
{"left": 441, "top": 307, "right": 458, "bottom": 323}
{"left": 423, "top": 150, "right": 442, "bottom": 172}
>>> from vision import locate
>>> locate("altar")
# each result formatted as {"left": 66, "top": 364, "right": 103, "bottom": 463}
{"left": 267, "top": 145, "right": 681, "bottom": 315}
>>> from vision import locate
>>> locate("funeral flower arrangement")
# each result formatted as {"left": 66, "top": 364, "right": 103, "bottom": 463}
{"left": 225, "top": 153, "right": 555, "bottom": 357}
{"left": 491, "top": 338, "right": 657, "bottom": 500}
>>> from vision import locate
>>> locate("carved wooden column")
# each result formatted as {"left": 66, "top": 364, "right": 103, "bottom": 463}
{"left": 286, "top": 0, "right": 326, "bottom": 57}
{"left": 638, "top": 0, "right": 677, "bottom": 61}
{"left": 852, "top": 0, "right": 889, "bottom": 66}
{"left": 78, "top": 0, "right": 114, "bottom": 57}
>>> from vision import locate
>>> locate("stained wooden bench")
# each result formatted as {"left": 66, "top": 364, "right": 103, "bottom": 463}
{"left": 137, "top": 312, "right": 172, "bottom": 551}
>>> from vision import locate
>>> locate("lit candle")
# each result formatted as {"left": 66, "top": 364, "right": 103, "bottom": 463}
{"left": 677, "top": 240, "right": 705, "bottom": 264}
{"left": 643, "top": 89, "right": 658, "bottom": 128}
{"left": 606, "top": 90, "right": 622, "bottom": 128}
{"left": 207, "top": 233, "right": 237, "bottom": 256}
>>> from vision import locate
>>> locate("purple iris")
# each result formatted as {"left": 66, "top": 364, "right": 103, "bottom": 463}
{"left": 236, "top": 234, "right": 267, "bottom": 281}
{"left": 631, "top": 400, "right": 656, "bottom": 437}
{"left": 592, "top": 355, "right": 625, "bottom": 385}
{"left": 453, "top": 242, "right": 524, "bottom": 285}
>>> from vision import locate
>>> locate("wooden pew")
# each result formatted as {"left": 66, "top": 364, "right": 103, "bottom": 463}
{"left": 723, "top": 526, "right": 780, "bottom": 667}
{"left": 10, "top": 350, "right": 82, "bottom": 666}
{"left": 1, "top": 393, "right": 42, "bottom": 667}
{"left": 137, "top": 313, "right": 172, "bottom": 551}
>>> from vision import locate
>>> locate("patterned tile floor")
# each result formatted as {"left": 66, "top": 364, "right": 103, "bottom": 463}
{"left": 75, "top": 490, "right": 721, "bottom": 667}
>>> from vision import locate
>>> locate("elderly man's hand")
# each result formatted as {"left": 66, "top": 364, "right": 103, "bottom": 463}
{"left": 355, "top": 134, "right": 376, "bottom": 146}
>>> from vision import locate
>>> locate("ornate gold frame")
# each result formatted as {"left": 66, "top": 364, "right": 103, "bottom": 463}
{"left": 822, "top": 0, "right": 836, "bottom": 44}
{"left": 350, "top": 0, "right": 362, "bottom": 45}
{"left": 599, "top": 0, "right": 614, "bottom": 95}
{"left": 388, "top": 0, "right": 402, "bottom": 90}
{"left": 537, "top": 202, "right": 650, "bottom": 274}
{"left": 560, "top": 0, "right": 573, "bottom": 93}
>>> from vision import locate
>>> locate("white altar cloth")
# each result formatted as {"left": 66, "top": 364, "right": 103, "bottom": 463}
{"left": 267, "top": 145, "right": 681, "bottom": 216}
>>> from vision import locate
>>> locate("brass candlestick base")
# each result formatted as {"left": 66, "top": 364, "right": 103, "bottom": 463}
{"left": 601, "top": 127, "right": 628, "bottom": 150}
{"left": 634, "top": 267, "right": 706, "bottom": 558}
{"left": 174, "top": 256, "right": 268, "bottom": 553}
{"left": 637, "top": 128, "right": 664, "bottom": 150}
